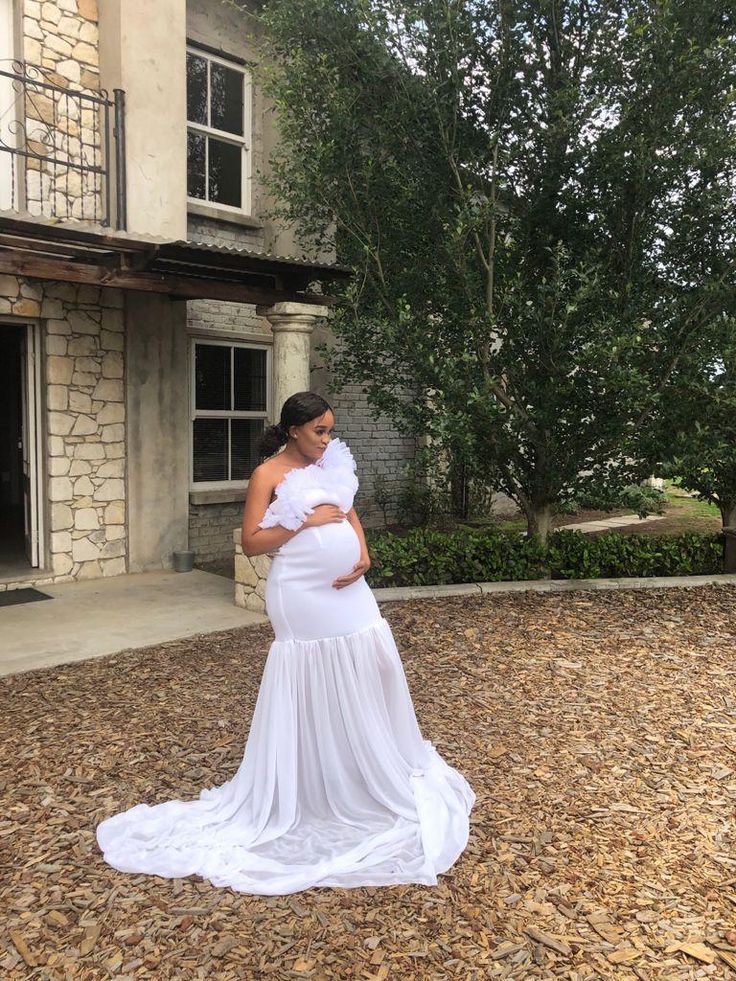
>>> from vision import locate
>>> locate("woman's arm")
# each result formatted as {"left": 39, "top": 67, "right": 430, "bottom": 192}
{"left": 241, "top": 467, "right": 302, "bottom": 557}
{"left": 332, "top": 507, "right": 371, "bottom": 590}
{"left": 241, "top": 467, "right": 347, "bottom": 557}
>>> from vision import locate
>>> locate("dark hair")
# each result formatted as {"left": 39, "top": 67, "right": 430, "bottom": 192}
{"left": 258, "top": 391, "right": 333, "bottom": 459}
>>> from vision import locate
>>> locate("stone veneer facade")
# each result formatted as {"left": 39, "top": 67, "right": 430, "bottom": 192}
{"left": 21, "top": 0, "right": 102, "bottom": 222}
{"left": 0, "top": 275, "right": 126, "bottom": 582}
{"left": 233, "top": 529, "right": 270, "bottom": 613}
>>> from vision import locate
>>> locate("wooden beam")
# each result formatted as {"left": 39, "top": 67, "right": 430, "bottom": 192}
{"left": 0, "top": 251, "right": 335, "bottom": 306}
{"left": 0, "top": 233, "right": 114, "bottom": 260}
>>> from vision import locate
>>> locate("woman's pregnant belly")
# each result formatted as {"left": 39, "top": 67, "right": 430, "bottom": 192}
{"left": 276, "top": 520, "right": 361, "bottom": 582}
{"left": 266, "top": 521, "right": 380, "bottom": 641}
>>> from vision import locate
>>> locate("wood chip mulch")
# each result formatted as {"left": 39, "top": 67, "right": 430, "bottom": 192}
{"left": 2, "top": 586, "right": 736, "bottom": 981}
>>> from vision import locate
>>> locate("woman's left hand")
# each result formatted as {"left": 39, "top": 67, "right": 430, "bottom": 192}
{"left": 332, "top": 553, "right": 371, "bottom": 590}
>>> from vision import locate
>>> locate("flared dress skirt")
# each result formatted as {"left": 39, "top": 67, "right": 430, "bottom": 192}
{"left": 96, "top": 489, "right": 474, "bottom": 894}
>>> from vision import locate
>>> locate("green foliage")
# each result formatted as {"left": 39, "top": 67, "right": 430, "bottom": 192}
{"left": 547, "top": 531, "right": 723, "bottom": 580}
{"left": 370, "top": 473, "right": 392, "bottom": 528}
{"left": 559, "top": 484, "right": 668, "bottom": 518}
{"left": 364, "top": 527, "right": 548, "bottom": 587}
{"left": 644, "top": 323, "right": 736, "bottom": 528}
{"left": 252, "top": 0, "right": 736, "bottom": 540}
{"left": 363, "top": 527, "right": 724, "bottom": 588}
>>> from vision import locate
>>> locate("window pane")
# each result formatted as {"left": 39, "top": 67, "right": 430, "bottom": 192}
{"left": 193, "top": 418, "right": 227, "bottom": 482}
{"left": 231, "top": 419, "right": 263, "bottom": 480}
{"left": 234, "top": 348, "right": 267, "bottom": 411}
{"left": 195, "top": 344, "right": 230, "bottom": 410}
{"left": 187, "top": 130, "right": 206, "bottom": 200}
{"left": 209, "top": 138, "right": 241, "bottom": 207}
{"left": 210, "top": 62, "right": 244, "bottom": 136}
{"left": 186, "top": 53, "right": 208, "bottom": 125}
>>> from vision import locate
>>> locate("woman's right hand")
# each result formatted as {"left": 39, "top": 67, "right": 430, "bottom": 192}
{"left": 303, "top": 504, "right": 347, "bottom": 527}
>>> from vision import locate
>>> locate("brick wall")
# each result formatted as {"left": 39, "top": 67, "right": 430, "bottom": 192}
{"left": 189, "top": 501, "right": 243, "bottom": 566}
{"left": 320, "top": 384, "right": 418, "bottom": 530}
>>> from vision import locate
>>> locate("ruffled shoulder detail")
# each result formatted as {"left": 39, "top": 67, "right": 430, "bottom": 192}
{"left": 256, "top": 439, "right": 358, "bottom": 532}
{"left": 257, "top": 465, "right": 317, "bottom": 532}
{"left": 317, "top": 437, "right": 357, "bottom": 473}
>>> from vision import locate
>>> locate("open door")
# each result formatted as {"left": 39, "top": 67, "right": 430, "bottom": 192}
{"left": 19, "top": 325, "right": 41, "bottom": 568}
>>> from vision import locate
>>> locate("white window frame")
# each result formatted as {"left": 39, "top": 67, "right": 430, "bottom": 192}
{"left": 189, "top": 338, "right": 270, "bottom": 491}
{"left": 186, "top": 45, "right": 252, "bottom": 217}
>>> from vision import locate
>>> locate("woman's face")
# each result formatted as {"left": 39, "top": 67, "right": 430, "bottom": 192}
{"left": 290, "top": 410, "right": 335, "bottom": 461}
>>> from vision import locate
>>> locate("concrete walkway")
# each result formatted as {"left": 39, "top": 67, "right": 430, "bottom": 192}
{"left": 0, "top": 570, "right": 265, "bottom": 678}
{"left": 556, "top": 513, "right": 666, "bottom": 533}
{"left": 372, "top": 572, "right": 736, "bottom": 602}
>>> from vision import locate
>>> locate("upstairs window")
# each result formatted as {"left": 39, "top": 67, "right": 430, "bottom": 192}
{"left": 191, "top": 341, "right": 269, "bottom": 487}
{"left": 186, "top": 47, "right": 251, "bottom": 213}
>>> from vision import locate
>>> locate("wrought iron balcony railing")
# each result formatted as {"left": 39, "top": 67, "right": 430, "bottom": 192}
{"left": 0, "top": 60, "right": 126, "bottom": 229}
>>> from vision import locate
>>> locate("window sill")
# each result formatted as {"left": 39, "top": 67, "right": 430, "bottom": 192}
{"left": 190, "top": 487, "right": 248, "bottom": 506}
{"left": 187, "top": 201, "right": 264, "bottom": 230}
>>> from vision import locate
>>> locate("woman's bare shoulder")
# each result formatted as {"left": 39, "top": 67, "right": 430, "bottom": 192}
{"left": 250, "top": 456, "right": 292, "bottom": 490}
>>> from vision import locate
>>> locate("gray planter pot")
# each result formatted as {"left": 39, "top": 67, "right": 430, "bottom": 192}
{"left": 172, "top": 550, "right": 195, "bottom": 573}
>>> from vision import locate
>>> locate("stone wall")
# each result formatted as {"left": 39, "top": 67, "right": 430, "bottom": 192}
{"left": 22, "top": 0, "right": 102, "bottom": 222}
{"left": 45, "top": 282, "right": 126, "bottom": 579}
{"left": 0, "top": 276, "right": 129, "bottom": 580}
{"left": 233, "top": 529, "right": 269, "bottom": 613}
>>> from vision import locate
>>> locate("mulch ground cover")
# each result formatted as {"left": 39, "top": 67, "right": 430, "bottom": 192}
{"left": 2, "top": 586, "right": 736, "bottom": 981}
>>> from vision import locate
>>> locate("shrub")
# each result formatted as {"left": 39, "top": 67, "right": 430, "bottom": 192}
{"left": 364, "top": 527, "right": 723, "bottom": 587}
{"left": 365, "top": 527, "right": 547, "bottom": 587}
{"left": 558, "top": 484, "right": 667, "bottom": 518}
{"left": 547, "top": 530, "right": 723, "bottom": 579}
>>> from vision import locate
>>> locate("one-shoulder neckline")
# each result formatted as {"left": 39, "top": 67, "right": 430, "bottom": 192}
{"left": 269, "top": 438, "right": 353, "bottom": 500}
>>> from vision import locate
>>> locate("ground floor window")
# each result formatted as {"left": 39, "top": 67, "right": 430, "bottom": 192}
{"left": 190, "top": 339, "right": 269, "bottom": 487}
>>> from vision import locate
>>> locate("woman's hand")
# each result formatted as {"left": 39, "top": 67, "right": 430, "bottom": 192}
{"left": 303, "top": 504, "right": 348, "bottom": 528}
{"left": 332, "top": 552, "right": 371, "bottom": 590}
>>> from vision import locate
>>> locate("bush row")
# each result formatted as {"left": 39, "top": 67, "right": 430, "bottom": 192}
{"left": 364, "top": 527, "right": 724, "bottom": 588}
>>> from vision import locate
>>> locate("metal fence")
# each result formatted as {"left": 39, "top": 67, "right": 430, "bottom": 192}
{"left": 0, "top": 60, "right": 126, "bottom": 229}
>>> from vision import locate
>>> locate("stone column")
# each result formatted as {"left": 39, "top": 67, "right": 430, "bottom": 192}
{"left": 256, "top": 301, "right": 329, "bottom": 418}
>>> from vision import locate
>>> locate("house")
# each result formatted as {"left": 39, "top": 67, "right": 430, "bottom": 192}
{"left": 0, "top": 0, "right": 417, "bottom": 590}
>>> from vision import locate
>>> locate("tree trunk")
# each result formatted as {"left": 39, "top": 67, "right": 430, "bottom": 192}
{"left": 720, "top": 500, "right": 736, "bottom": 574}
{"left": 719, "top": 500, "right": 736, "bottom": 530}
{"left": 526, "top": 503, "right": 553, "bottom": 545}
{"left": 449, "top": 451, "right": 468, "bottom": 521}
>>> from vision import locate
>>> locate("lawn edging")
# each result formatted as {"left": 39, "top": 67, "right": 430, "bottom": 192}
{"left": 372, "top": 572, "right": 736, "bottom": 602}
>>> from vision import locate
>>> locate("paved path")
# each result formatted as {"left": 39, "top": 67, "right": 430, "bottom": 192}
{"left": 372, "top": 573, "right": 736, "bottom": 603}
{"left": 0, "top": 570, "right": 265, "bottom": 678}
{"left": 556, "top": 513, "right": 666, "bottom": 533}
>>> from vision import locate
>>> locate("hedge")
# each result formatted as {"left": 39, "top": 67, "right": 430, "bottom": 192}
{"left": 363, "top": 527, "right": 724, "bottom": 588}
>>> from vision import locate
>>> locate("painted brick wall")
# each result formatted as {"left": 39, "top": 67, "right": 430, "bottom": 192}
{"left": 319, "top": 383, "right": 419, "bottom": 530}
{"left": 189, "top": 501, "right": 243, "bottom": 566}
{"left": 186, "top": 215, "right": 269, "bottom": 337}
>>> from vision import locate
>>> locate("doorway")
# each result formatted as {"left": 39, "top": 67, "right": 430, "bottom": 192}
{"left": 0, "top": 323, "right": 42, "bottom": 577}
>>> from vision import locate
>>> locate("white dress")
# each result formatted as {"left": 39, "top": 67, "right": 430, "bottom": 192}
{"left": 96, "top": 438, "right": 474, "bottom": 895}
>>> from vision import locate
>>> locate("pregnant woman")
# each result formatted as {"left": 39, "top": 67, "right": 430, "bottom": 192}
{"left": 96, "top": 392, "right": 474, "bottom": 895}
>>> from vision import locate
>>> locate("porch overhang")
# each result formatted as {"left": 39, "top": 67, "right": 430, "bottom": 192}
{"left": 0, "top": 213, "right": 350, "bottom": 306}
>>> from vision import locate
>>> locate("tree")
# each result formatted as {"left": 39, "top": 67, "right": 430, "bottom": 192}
{"left": 252, "top": 0, "right": 736, "bottom": 541}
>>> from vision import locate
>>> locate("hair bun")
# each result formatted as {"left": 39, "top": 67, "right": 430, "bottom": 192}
{"left": 257, "top": 421, "right": 289, "bottom": 460}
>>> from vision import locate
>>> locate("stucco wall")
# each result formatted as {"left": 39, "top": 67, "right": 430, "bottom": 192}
{"left": 126, "top": 295, "right": 190, "bottom": 572}
{"left": 98, "top": 0, "right": 187, "bottom": 237}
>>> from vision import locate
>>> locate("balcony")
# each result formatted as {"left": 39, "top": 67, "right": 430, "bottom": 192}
{"left": 0, "top": 60, "right": 126, "bottom": 229}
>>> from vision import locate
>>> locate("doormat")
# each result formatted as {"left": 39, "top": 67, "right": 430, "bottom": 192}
{"left": 0, "top": 588, "right": 53, "bottom": 608}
